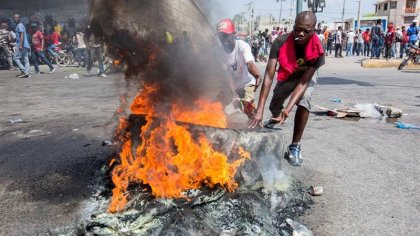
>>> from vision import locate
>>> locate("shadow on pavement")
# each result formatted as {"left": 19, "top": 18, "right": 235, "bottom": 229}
{"left": 399, "top": 70, "right": 420, "bottom": 73}
{"left": 317, "top": 77, "right": 374, "bottom": 87}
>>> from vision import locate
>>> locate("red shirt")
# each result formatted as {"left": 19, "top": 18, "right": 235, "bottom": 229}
{"left": 362, "top": 31, "right": 371, "bottom": 42}
{"left": 50, "top": 32, "right": 60, "bottom": 45}
{"left": 32, "top": 31, "right": 44, "bottom": 52}
{"left": 401, "top": 30, "right": 409, "bottom": 43}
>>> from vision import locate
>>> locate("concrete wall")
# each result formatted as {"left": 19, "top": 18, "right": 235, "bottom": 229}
{"left": 90, "top": 0, "right": 214, "bottom": 42}
{"left": 376, "top": 0, "right": 420, "bottom": 27}
{"left": 0, "top": 5, "right": 90, "bottom": 32}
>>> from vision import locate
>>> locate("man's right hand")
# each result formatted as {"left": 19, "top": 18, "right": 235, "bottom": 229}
{"left": 248, "top": 110, "right": 263, "bottom": 128}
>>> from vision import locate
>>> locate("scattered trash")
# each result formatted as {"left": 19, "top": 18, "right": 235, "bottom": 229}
{"left": 9, "top": 118, "right": 23, "bottom": 124}
{"left": 354, "top": 103, "right": 382, "bottom": 118}
{"left": 315, "top": 104, "right": 403, "bottom": 119}
{"left": 69, "top": 73, "right": 80, "bottom": 79}
{"left": 375, "top": 105, "right": 403, "bottom": 118}
{"left": 286, "top": 218, "right": 314, "bottom": 236}
{"left": 330, "top": 98, "right": 342, "bottom": 103}
{"left": 309, "top": 186, "right": 323, "bottom": 196}
{"left": 73, "top": 128, "right": 79, "bottom": 131}
{"left": 83, "top": 144, "right": 91, "bottom": 147}
{"left": 102, "top": 140, "right": 113, "bottom": 146}
{"left": 395, "top": 122, "right": 420, "bottom": 130}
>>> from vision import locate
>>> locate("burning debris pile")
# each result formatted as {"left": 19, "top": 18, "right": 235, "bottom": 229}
{"left": 80, "top": 0, "right": 314, "bottom": 235}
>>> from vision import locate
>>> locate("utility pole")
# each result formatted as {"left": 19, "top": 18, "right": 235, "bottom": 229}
{"left": 279, "top": 0, "right": 284, "bottom": 24}
{"left": 296, "top": 0, "right": 302, "bottom": 15}
{"left": 356, "top": 0, "right": 361, "bottom": 30}
{"left": 289, "top": 0, "right": 295, "bottom": 21}
{"left": 341, "top": 0, "right": 346, "bottom": 29}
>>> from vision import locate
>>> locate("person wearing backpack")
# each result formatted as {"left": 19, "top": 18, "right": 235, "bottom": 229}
{"left": 400, "top": 26, "right": 409, "bottom": 58}
{"left": 370, "top": 19, "right": 383, "bottom": 59}
{"left": 407, "top": 20, "right": 419, "bottom": 46}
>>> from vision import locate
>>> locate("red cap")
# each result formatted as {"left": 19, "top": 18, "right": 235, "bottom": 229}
{"left": 217, "top": 19, "right": 235, "bottom": 34}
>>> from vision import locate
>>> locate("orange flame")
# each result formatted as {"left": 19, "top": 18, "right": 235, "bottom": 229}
{"left": 108, "top": 83, "right": 249, "bottom": 213}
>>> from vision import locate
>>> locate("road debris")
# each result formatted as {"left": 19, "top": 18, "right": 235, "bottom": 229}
{"left": 309, "top": 186, "right": 323, "bottom": 196}
{"left": 286, "top": 218, "right": 314, "bottom": 236}
{"left": 395, "top": 122, "right": 420, "bottom": 130}
{"left": 68, "top": 73, "right": 80, "bottom": 79}
{"left": 101, "top": 140, "right": 113, "bottom": 146}
{"left": 315, "top": 104, "right": 403, "bottom": 119}
{"left": 9, "top": 118, "right": 24, "bottom": 124}
{"left": 330, "top": 98, "right": 342, "bottom": 103}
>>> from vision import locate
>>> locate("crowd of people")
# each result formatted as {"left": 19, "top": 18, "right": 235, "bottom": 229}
{"left": 0, "top": 14, "right": 107, "bottom": 78}
{"left": 237, "top": 19, "right": 420, "bottom": 63}
{"left": 318, "top": 19, "right": 419, "bottom": 60}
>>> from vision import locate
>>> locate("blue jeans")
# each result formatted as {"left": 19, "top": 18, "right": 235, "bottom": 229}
{"left": 364, "top": 42, "right": 371, "bottom": 56}
{"left": 33, "top": 50, "right": 54, "bottom": 72}
{"left": 13, "top": 47, "right": 30, "bottom": 74}
{"left": 76, "top": 48, "right": 88, "bottom": 66}
{"left": 346, "top": 43, "right": 353, "bottom": 56}
{"left": 47, "top": 44, "right": 59, "bottom": 57}
{"left": 400, "top": 43, "right": 407, "bottom": 58}
{"left": 371, "top": 40, "right": 380, "bottom": 58}
{"left": 87, "top": 46, "right": 104, "bottom": 74}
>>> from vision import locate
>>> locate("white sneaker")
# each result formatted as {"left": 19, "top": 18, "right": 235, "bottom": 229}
{"left": 49, "top": 68, "right": 55, "bottom": 74}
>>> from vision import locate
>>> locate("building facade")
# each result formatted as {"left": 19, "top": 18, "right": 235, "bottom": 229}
{"left": 375, "top": 0, "right": 420, "bottom": 27}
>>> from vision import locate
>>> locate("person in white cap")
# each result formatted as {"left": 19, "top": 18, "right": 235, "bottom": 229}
{"left": 216, "top": 19, "right": 261, "bottom": 119}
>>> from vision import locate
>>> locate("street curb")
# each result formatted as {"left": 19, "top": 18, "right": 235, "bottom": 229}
{"left": 361, "top": 59, "right": 420, "bottom": 69}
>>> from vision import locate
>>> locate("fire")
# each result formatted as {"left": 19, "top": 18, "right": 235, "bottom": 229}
{"left": 108, "top": 83, "right": 250, "bottom": 213}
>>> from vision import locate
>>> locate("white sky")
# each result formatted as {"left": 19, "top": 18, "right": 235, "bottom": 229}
{"left": 212, "top": 0, "right": 377, "bottom": 23}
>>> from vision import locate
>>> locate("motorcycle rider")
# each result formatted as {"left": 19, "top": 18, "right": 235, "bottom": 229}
{"left": 0, "top": 22, "right": 15, "bottom": 70}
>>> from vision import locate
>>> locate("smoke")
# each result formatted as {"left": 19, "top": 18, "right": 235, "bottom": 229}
{"left": 89, "top": 0, "right": 234, "bottom": 114}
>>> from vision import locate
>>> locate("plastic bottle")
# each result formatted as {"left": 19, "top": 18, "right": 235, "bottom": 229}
{"left": 286, "top": 218, "right": 313, "bottom": 236}
{"left": 330, "top": 98, "right": 342, "bottom": 103}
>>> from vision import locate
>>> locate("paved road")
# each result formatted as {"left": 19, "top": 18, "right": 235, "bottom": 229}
{"left": 0, "top": 66, "right": 124, "bottom": 235}
{"left": 0, "top": 57, "right": 419, "bottom": 235}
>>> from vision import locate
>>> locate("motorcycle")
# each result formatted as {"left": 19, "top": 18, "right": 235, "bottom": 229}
{"left": 398, "top": 44, "right": 420, "bottom": 70}
{"left": 43, "top": 42, "right": 71, "bottom": 67}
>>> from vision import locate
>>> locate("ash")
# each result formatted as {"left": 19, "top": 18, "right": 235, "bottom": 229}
{"left": 83, "top": 180, "right": 311, "bottom": 236}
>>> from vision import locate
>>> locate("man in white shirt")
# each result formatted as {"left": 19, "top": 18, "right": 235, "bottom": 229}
{"left": 217, "top": 19, "right": 261, "bottom": 119}
{"left": 346, "top": 28, "right": 356, "bottom": 56}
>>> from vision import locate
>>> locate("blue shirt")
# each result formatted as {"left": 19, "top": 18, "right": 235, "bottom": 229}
{"left": 407, "top": 25, "right": 419, "bottom": 42}
{"left": 15, "top": 22, "right": 30, "bottom": 49}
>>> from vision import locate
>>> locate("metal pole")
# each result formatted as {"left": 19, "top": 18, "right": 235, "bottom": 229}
{"left": 279, "top": 0, "right": 283, "bottom": 23}
{"left": 357, "top": 0, "right": 361, "bottom": 30}
{"left": 296, "top": 0, "right": 302, "bottom": 15}
{"left": 341, "top": 0, "right": 346, "bottom": 29}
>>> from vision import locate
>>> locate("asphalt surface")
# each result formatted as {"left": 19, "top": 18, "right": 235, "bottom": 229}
{"left": 0, "top": 57, "right": 419, "bottom": 235}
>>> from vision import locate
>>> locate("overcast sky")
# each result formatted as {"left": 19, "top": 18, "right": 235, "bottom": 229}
{"left": 211, "top": 0, "right": 377, "bottom": 23}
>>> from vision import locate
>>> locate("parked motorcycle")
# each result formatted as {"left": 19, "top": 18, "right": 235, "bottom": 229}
{"left": 398, "top": 44, "right": 420, "bottom": 70}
